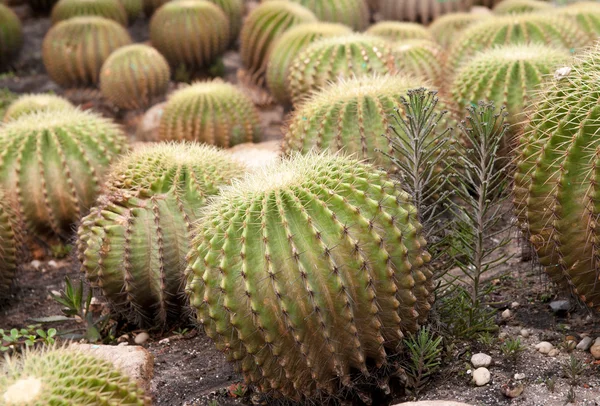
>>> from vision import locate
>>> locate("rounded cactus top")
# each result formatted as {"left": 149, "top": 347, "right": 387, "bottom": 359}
{"left": 428, "top": 12, "right": 490, "bottom": 47}
{"left": 263, "top": 0, "right": 369, "bottom": 30}
{"left": 51, "top": 0, "right": 128, "bottom": 25}
{"left": 366, "top": 21, "right": 434, "bottom": 42}
{"left": 3, "top": 94, "right": 74, "bottom": 122}
{"left": 493, "top": 0, "right": 553, "bottom": 15}
{"left": 105, "top": 142, "right": 246, "bottom": 201}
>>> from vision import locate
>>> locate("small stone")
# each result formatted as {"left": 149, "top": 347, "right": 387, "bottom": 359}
{"left": 535, "top": 341, "right": 553, "bottom": 354}
{"left": 501, "top": 309, "right": 512, "bottom": 319}
{"left": 590, "top": 337, "right": 600, "bottom": 360}
{"left": 471, "top": 353, "right": 492, "bottom": 368}
{"left": 510, "top": 302, "right": 520, "bottom": 309}
{"left": 472, "top": 367, "right": 491, "bottom": 386}
{"left": 118, "top": 342, "right": 129, "bottom": 346}
{"left": 514, "top": 373, "right": 525, "bottom": 380}
{"left": 47, "top": 260, "right": 58, "bottom": 268}
{"left": 117, "top": 334, "right": 130, "bottom": 344}
{"left": 30, "top": 260, "right": 41, "bottom": 270}
{"left": 499, "top": 332, "right": 509, "bottom": 339}
{"left": 548, "top": 348, "right": 560, "bottom": 357}
{"left": 501, "top": 381, "right": 524, "bottom": 398}
{"left": 134, "top": 332, "right": 149, "bottom": 345}
{"left": 519, "top": 329, "right": 529, "bottom": 338}
{"left": 549, "top": 300, "right": 570, "bottom": 314}
{"left": 577, "top": 336, "right": 593, "bottom": 351}
{"left": 158, "top": 338, "right": 170, "bottom": 345}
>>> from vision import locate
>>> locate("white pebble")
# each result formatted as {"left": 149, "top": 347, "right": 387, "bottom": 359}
{"left": 502, "top": 309, "right": 512, "bottom": 319}
{"left": 471, "top": 353, "right": 492, "bottom": 368}
{"left": 472, "top": 367, "right": 491, "bottom": 386}
{"left": 535, "top": 341, "right": 553, "bottom": 354}
{"left": 514, "top": 373, "right": 525, "bottom": 380}
{"left": 519, "top": 329, "right": 529, "bottom": 338}
{"left": 134, "top": 332, "right": 149, "bottom": 345}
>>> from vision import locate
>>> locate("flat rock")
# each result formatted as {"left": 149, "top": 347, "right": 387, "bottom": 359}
{"left": 472, "top": 367, "right": 491, "bottom": 386}
{"left": 577, "top": 336, "right": 593, "bottom": 351}
{"left": 471, "top": 353, "right": 492, "bottom": 368}
{"left": 70, "top": 343, "right": 154, "bottom": 391}
{"left": 394, "top": 402, "right": 474, "bottom": 406}
{"left": 549, "top": 300, "right": 570, "bottom": 313}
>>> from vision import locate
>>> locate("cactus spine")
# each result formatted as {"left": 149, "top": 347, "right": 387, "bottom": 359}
{"left": 0, "top": 189, "right": 18, "bottom": 302}
{"left": 493, "top": 0, "right": 553, "bottom": 15}
{"left": 266, "top": 0, "right": 370, "bottom": 30}
{"left": 0, "top": 108, "right": 128, "bottom": 239}
{"left": 240, "top": 1, "right": 317, "bottom": 86}
{"left": 428, "top": 12, "right": 490, "bottom": 48}
{"left": 186, "top": 153, "right": 432, "bottom": 399}
{"left": 0, "top": 347, "right": 151, "bottom": 405}
{"left": 514, "top": 45, "right": 600, "bottom": 311}
{"left": 392, "top": 39, "right": 445, "bottom": 86}
{"left": 158, "top": 80, "right": 262, "bottom": 147}
{"left": 366, "top": 21, "right": 435, "bottom": 42}
{"left": 0, "top": 4, "right": 23, "bottom": 67}
{"left": 3, "top": 94, "right": 74, "bottom": 122}
{"left": 377, "top": 0, "right": 471, "bottom": 24}
{"left": 266, "top": 22, "right": 352, "bottom": 106}
{"left": 51, "top": 0, "right": 129, "bottom": 25}
{"left": 42, "top": 16, "right": 132, "bottom": 88}
{"left": 100, "top": 44, "right": 171, "bottom": 110}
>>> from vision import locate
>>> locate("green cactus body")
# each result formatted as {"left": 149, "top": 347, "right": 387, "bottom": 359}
{"left": 240, "top": 1, "right": 317, "bottom": 87}
{"left": 287, "top": 34, "right": 398, "bottom": 105}
{"left": 366, "top": 21, "right": 435, "bottom": 42}
{"left": 0, "top": 347, "right": 151, "bottom": 405}
{"left": 51, "top": 0, "right": 129, "bottom": 25}
{"left": 0, "top": 4, "right": 23, "bottom": 67}
{"left": 266, "top": 22, "right": 352, "bottom": 106}
{"left": 186, "top": 153, "right": 432, "bottom": 398}
{"left": 428, "top": 12, "right": 490, "bottom": 48}
{"left": 493, "top": 0, "right": 553, "bottom": 15}
{"left": 514, "top": 46, "right": 600, "bottom": 310}
{"left": 120, "top": 0, "right": 143, "bottom": 20}
{"left": 392, "top": 39, "right": 445, "bottom": 86}
{"left": 552, "top": 2, "right": 600, "bottom": 40}
{"left": 0, "top": 189, "right": 18, "bottom": 302}
{"left": 446, "top": 14, "right": 590, "bottom": 74}
{"left": 149, "top": 0, "right": 230, "bottom": 73}
{"left": 209, "top": 0, "right": 244, "bottom": 41}
{"left": 3, "top": 94, "right": 74, "bottom": 122}
{"left": 0, "top": 108, "right": 128, "bottom": 239}
{"left": 378, "top": 0, "right": 471, "bottom": 24}
{"left": 451, "top": 44, "right": 570, "bottom": 131}
{"left": 42, "top": 16, "right": 132, "bottom": 88}
{"left": 158, "top": 80, "right": 262, "bottom": 147}
{"left": 100, "top": 44, "right": 171, "bottom": 110}
{"left": 265, "top": 0, "right": 370, "bottom": 30}
{"left": 283, "top": 75, "right": 455, "bottom": 169}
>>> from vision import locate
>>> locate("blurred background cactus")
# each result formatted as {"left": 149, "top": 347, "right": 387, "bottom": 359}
{"left": 50, "top": 0, "right": 128, "bottom": 25}
{"left": 100, "top": 44, "right": 171, "bottom": 110}
{"left": 377, "top": 0, "right": 471, "bottom": 24}
{"left": 0, "top": 3, "right": 23, "bottom": 69}
{"left": 428, "top": 12, "right": 490, "bottom": 48}
{"left": 492, "top": 0, "right": 552, "bottom": 14}
{"left": 158, "top": 80, "right": 262, "bottom": 146}
{"left": 266, "top": 0, "right": 370, "bottom": 30}
{"left": 367, "top": 21, "right": 435, "bottom": 42}
{"left": 119, "top": 0, "right": 142, "bottom": 20}
{"left": 186, "top": 153, "right": 432, "bottom": 399}
{"left": 392, "top": 39, "right": 445, "bottom": 86}
{"left": 42, "top": 16, "right": 132, "bottom": 87}
{"left": 551, "top": 2, "right": 600, "bottom": 40}
{"left": 0, "top": 189, "right": 19, "bottom": 302}
{"left": 3, "top": 93, "right": 74, "bottom": 122}
{"left": 209, "top": 0, "right": 244, "bottom": 42}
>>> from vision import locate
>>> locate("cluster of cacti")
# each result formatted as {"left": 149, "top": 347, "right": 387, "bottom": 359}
{"left": 0, "top": 189, "right": 19, "bottom": 302}
{"left": 120, "top": 0, "right": 143, "bottom": 20}
{"left": 240, "top": 1, "right": 317, "bottom": 86}
{"left": 428, "top": 12, "right": 490, "bottom": 48}
{"left": 287, "top": 34, "right": 397, "bottom": 105}
{"left": 50, "top": 0, "right": 128, "bottom": 25}
{"left": 392, "top": 39, "right": 445, "bottom": 85}
{"left": 267, "top": 0, "right": 370, "bottom": 30}
{"left": 283, "top": 75, "right": 455, "bottom": 169}
{"left": 100, "top": 44, "right": 170, "bottom": 110}
{"left": 552, "top": 2, "right": 600, "bottom": 40}
{"left": 514, "top": 45, "right": 600, "bottom": 311}
{"left": 366, "top": 21, "right": 434, "bottom": 42}
{"left": 149, "top": 0, "right": 230, "bottom": 72}
{"left": 186, "top": 152, "right": 433, "bottom": 399}
{"left": 0, "top": 3, "right": 23, "bottom": 67}
{"left": 377, "top": 0, "right": 471, "bottom": 24}
{"left": 3, "top": 93, "right": 73, "bottom": 122}
{"left": 158, "top": 80, "right": 262, "bottom": 147}
{"left": 451, "top": 44, "right": 570, "bottom": 132}
{"left": 42, "top": 16, "right": 132, "bottom": 87}
{"left": 0, "top": 347, "right": 151, "bottom": 404}
{"left": 266, "top": 22, "right": 352, "bottom": 105}
{"left": 446, "top": 13, "right": 589, "bottom": 74}
{"left": 0, "top": 108, "right": 128, "bottom": 239}
{"left": 493, "top": 0, "right": 552, "bottom": 14}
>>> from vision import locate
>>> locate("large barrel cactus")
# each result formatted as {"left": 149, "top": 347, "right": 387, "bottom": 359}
{"left": 377, "top": 0, "right": 471, "bottom": 24}
{"left": 100, "top": 44, "right": 171, "bottom": 110}
{"left": 266, "top": 22, "right": 352, "bottom": 106}
{"left": 42, "top": 16, "right": 132, "bottom": 88}
{"left": 288, "top": 34, "right": 397, "bottom": 105}
{"left": 428, "top": 12, "right": 490, "bottom": 48}
{"left": 0, "top": 108, "right": 128, "bottom": 239}
{"left": 0, "top": 4, "right": 23, "bottom": 68}
{"left": 493, "top": 0, "right": 553, "bottom": 14}
{"left": 446, "top": 14, "right": 589, "bottom": 74}
{"left": 0, "top": 347, "right": 151, "bottom": 405}
{"left": 158, "top": 80, "right": 262, "bottom": 147}
{"left": 552, "top": 2, "right": 600, "bottom": 40}
{"left": 0, "top": 189, "right": 19, "bottom": 302}
{"left": 283, "top": 75, "right": 455, "bottom": 170}
{"left": 3, "top": 93, "right": 74, "bottom": 122}
{"left": 392, "top": 39, "right": 445, "bottom": 86}
{"left": 186, "top": 153, "right": 433, "bottom": 399}
{"left": 265, "top": 0, "right": 370, "bottom": 30}
{"left": 366, "top": 21, "right": 435, "bottom": 42}
{"left": 50, "top": 0, "right": 128, "bottom": 25}
{"left": 149, "top": 0, "right": 230, "bottom": 73}
{"left": 240, "top": 1, "right": 317, "bottom": 87}
{"left": 514, "top": 45, "right": 600, "bottom": 310}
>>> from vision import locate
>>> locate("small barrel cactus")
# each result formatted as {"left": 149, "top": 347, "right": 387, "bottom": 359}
{"left": 158, "top": 80, "right": 262, "bottom": 147}
{"left": 240, "top": 1, "right": 317, "bottom": 86}
{"left": 377, "top": 0, "right": 471, "bottom": 24}
{"left": 552, "top": 2, "right": 600, "bottom": 40}
{"left": 451, "top": 44, "right": 570, "bottom": 131}
{"left": 0, "top": 189, "right": 19, "bottom": 302}
{"left": 428, "top": 12, "right": 490, "bottom": 48}
{"left": 42, "top": 16, "right": 132, "bottom": 88}
{"left": 120, "top": 0, "right": 143, "bottom": 20}
{"left": 288, "top": 34, "right": 398, "bottom": 105}
{"left": 51, "top": 0, "right": 128, "bottom": 25}
{"left": 0, "top": 347, "right": 151, "bottom": 405}
{"left": 0, "top": 4, "right": 23, "bottom": 67}
{"left": 367, "top": 21, "right": 435, "bottom": 42}
{"left": 266, "top": 22, "right": 352, "bottom": 106}
{"left": 186, "top": 152, "right": 432, "bottom": 399}
{"left": 149, "top": 0, "right": 230, "bottom": 73}
{"left": 493, "top": 0, "right": 553, "bottom": 14}
{"left": 265, "top": 0, "right": 370, "bottom": 30}
{"left": 446, "top": 14, "right": 589, "bottom": 74}
{"left": 3, "top": 93, "right": 74, "bottom": 122}
{"left": 0, "top": 108, "right": 128, "bottom": 239}
{"left": 100, "top": 44, "right": 171, "bottom": 110}
{"left": 514, "top": 45, "right": 600, "bottom": 311}
{"left": 283, "top": 75, "right": 455, "bottom": 169}
{"left": 392, "top": 39, "right": 445, "bottom": 86}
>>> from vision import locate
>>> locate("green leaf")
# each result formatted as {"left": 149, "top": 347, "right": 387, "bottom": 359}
{"left": 36, "top": 329, "right": 46, "bottom": 338}
{"left": 29, "top": 315, "right": 72, "bottom": 323}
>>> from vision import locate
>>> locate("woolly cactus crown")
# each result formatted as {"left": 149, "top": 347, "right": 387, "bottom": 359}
{"left": 51, "top": 0, "right": 129, "bottom": 25}
{"left": 366, "top": 21, "right": 434, "bottom": 42}
{"left": 3, "top": 93, "right": 74, "bottom": 122}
